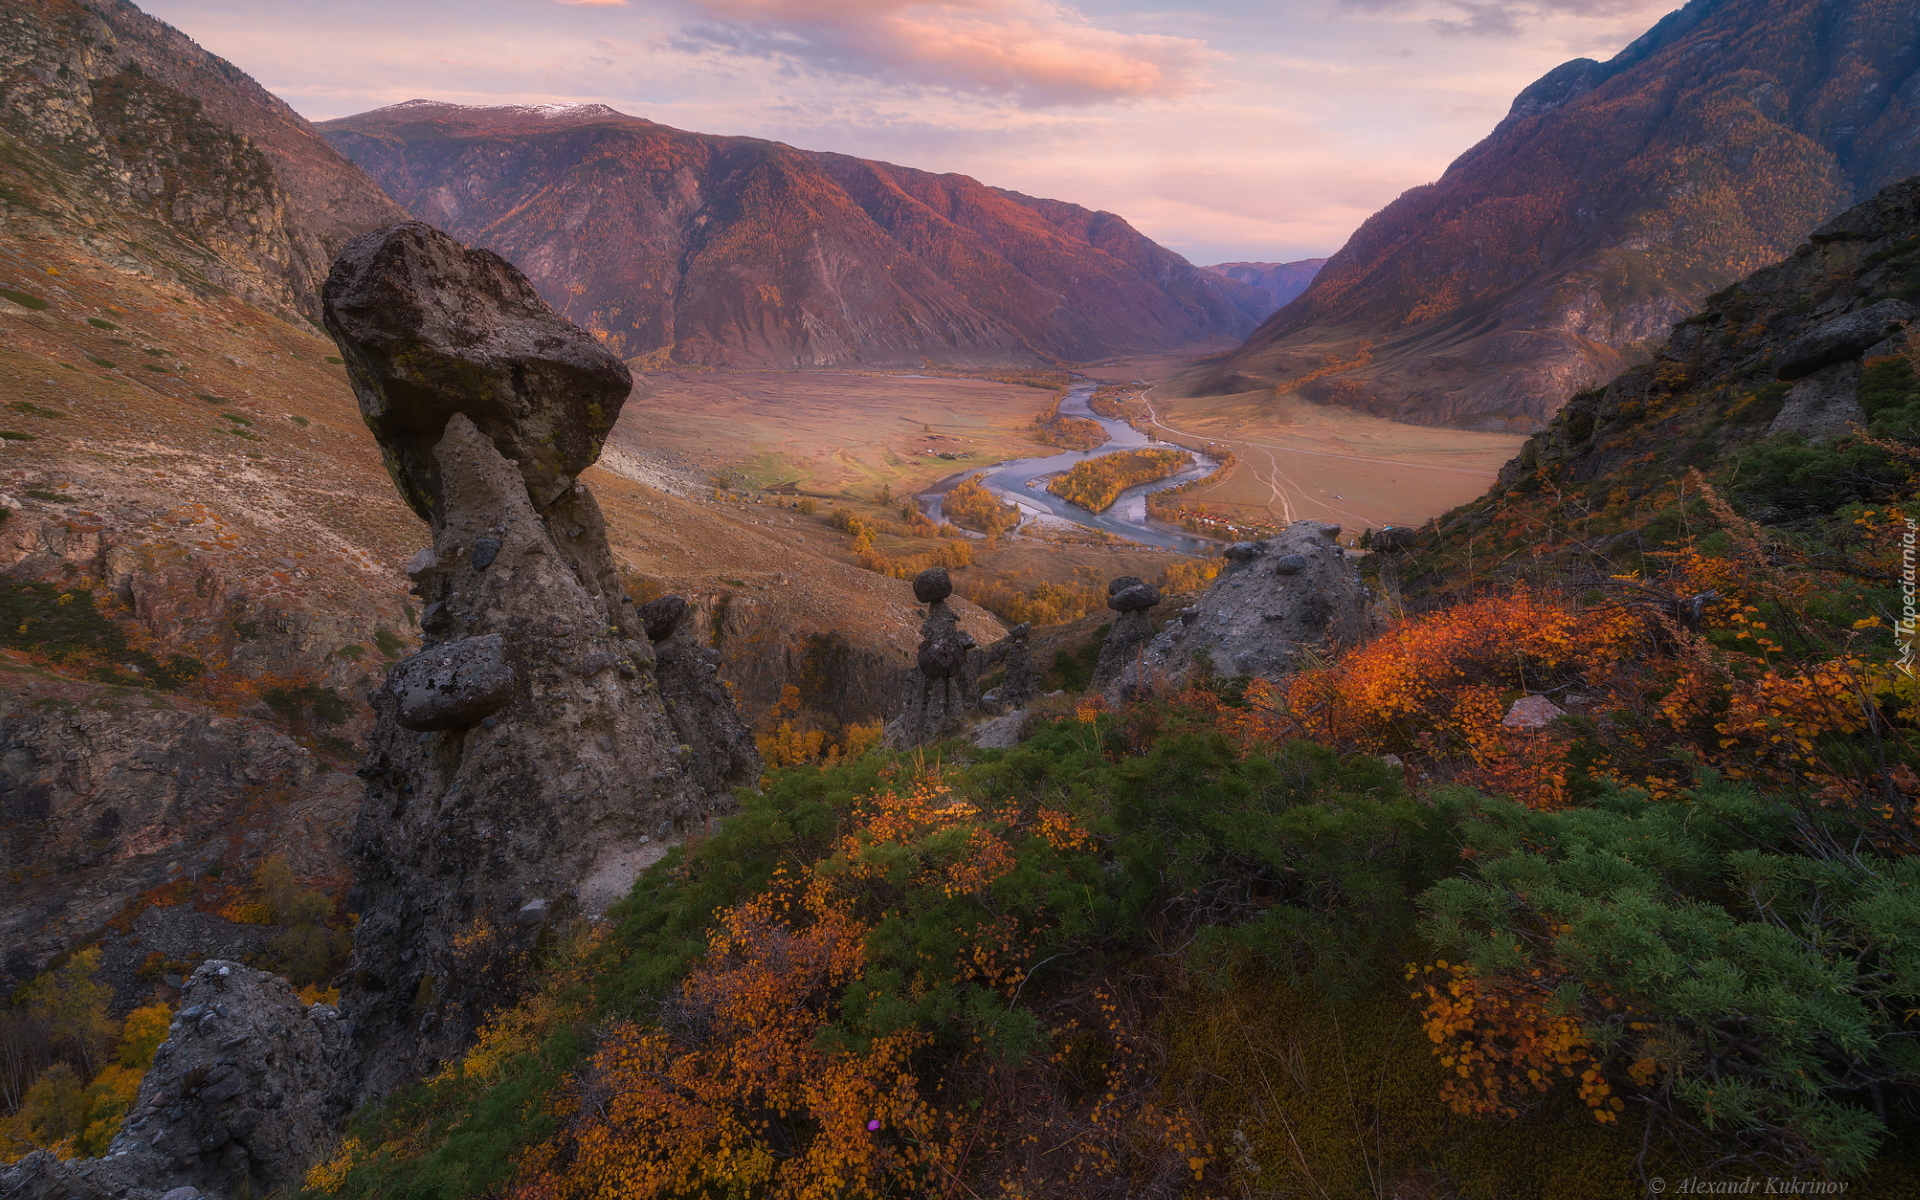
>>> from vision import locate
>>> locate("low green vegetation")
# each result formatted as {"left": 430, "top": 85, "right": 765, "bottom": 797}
{"left": 0, "top": 287, "right": 48, "bottom": 310}
{"left": 0, "top": 582, "right": 203, "bottom": 689}
{"left": 310, "top": 700, "right": 1920, "bottom": 1196}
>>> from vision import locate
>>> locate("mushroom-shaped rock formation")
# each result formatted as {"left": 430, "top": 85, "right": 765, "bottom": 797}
{"left": 322, "top": 223, "right": 749, "bottom": 1100}
{"left": 1108, "top": 582, "right": 1162, "bottom": 613}
{"left": 1091, "top": 575, "right": 1162, "bottom": 692}
{"left": 979, "top": 621, "right": 1036, "bottom": 714}
{"left": 1108, "top": 521, "right": 1375, "bottom": 700}
{"left": 0, "top": 962, "right": 349, "bottom": 1200}
{"left": 322, "top": 221, "right": 631, "bottom": 521}
{"left": 886, "top": 570, "right": 990, "bottom": 746}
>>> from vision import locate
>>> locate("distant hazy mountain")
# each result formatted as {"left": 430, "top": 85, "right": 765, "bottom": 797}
{"left": 318, "top": 101, "right": 1270, "bottom": 369}
{"left": 1190, "top": 0, "right": 1920, "bottom": 430}
{"left": 1202, "top": 260, "right": 1327, "bottom": 313}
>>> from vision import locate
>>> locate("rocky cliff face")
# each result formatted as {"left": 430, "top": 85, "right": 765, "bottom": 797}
{"left": 1192, "top": 0, "right": 1920, "bottom": 429}
{"left": 0, "top": 0, "right": 407, "bottom": 319}
{"left": 0, "top": 662, "right": 357, "bottom": 998}
{"left": 316, "top": 101, "right": 1268, "bottom": 368}
{"left": 324, "top": 223, "right": 758, "bottom": 1097}
{"left": 1397, "top": 172, "right": 1920, "bottom": 600}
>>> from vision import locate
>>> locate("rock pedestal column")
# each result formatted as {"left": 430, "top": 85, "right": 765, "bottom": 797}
{"left": 640, "top": 594, "right": 763, "bottom": 795}
{"left": 322, "top": 223, "right": 744, "bottom": 1098}
{"left": 885, "top": 567, "right": 980, "bottom": 746}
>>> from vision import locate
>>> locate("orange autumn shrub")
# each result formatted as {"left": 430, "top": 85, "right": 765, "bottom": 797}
{"left": 516, "top": 780, "right": 1100, "bottom": 1200}
{"left": 1215, "top": 591, "right": 1638, "bottom": 807}
{"left": 516, "top": 884, "right": 941, "bottom": 1200}
{"left": 1411, "top": 960, "right": 1623, "bottom": 1123}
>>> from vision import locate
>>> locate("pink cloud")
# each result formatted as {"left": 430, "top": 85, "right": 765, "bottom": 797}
{"left": 676, "top": 0, "right": 1213, "bottom": 105}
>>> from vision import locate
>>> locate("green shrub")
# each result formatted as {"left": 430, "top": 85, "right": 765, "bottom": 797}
{"left": 1421, "top": 777, "right": 1920, "bottom": 1174}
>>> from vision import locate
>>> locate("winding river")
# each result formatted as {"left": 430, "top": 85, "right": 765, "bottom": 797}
{"left": 921, "top": 378, "right": 1222, "bottom": 553}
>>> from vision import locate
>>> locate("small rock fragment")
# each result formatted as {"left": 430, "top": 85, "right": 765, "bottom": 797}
{"left": 1501, "top": 695, "right": 1566, "bottom": 729}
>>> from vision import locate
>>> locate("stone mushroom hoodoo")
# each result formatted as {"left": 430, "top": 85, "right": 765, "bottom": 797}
{"left": 1090, "top": 575, "right": 1162, "bottom": 694}
{"left": 320, "top": 222, "right": 753, "bottom": 1097}
{"left": 886, "top": 566, "right": 982, "bottom": 747}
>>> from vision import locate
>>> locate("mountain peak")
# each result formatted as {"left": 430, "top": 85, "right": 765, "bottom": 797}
{"left": 337, "top": 99, "right": 650, "bottom": 133}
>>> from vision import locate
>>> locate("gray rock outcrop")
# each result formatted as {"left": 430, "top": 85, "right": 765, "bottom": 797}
{"left": 1769, "top": 359, "right": 1866, "bottom": 441}
{"left": 640, "top": 595, "right": 762, "bottom": 795}
{"left": 0, "top": 961, "right": 347, "bottom": 1200}
{"left": 1108, "top": 521, "right": 1372, "bottom": 698}
{"left": 322, "top": 223, "right": 747, "bottom": 1099}
{"left": 0, "top": 681, "right": 357, "bottom": 1001}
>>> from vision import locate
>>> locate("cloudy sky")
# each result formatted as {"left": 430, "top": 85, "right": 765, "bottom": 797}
{"left": 141, "top": 0, "right": 1680, "bottom": 264}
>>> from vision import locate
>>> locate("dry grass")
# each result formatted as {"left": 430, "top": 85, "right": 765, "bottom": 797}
{"left": 612, "top": 370, "right": 1058, "bottom": 501}
{"left": 1144, "top": 386, "right": 1523, "bottom": 538}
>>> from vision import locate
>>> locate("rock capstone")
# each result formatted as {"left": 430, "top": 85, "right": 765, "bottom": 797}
{"left": 321, "top": 221, "right": 631, "bottom": 522}
{"left": 913, "top": 566, "right": 954, "bottom": 604}
{"left": 638, "top": 594, "right": 691, "bottom": 644}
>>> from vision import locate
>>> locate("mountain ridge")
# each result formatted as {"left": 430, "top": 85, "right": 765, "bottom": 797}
{"left": 1203, "top": 259, "right": 1328, "bottom": 312}
{"left": 318, "top": 100, "right": 1270, "bottom": 369}
{"left": 1189, "top": 0, "right": 1920, "bottom": 430}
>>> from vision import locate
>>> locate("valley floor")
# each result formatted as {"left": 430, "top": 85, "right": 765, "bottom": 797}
{"left": 1076, "top": 359, "right": 1526, "bottom": 535}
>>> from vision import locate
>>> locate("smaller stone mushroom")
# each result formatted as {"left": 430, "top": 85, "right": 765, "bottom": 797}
{"left": 1108, "top": 581, "right": 1161, "bottom": 612}
{"left": 638, "top": 594, "right": 691, "bottom": 643}
{"left": 913, "top": 566, "right": 953, "bottom": 604}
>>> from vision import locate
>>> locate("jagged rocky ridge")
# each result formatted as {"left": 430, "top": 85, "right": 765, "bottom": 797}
{"left": 0, "top": 0, "right": 407, "bottom": 318}
{"left": 1, "top": 960, "right": 348, "bottom": 1199}
{"left": 1398, "top": 172, "right": 1920, "bottom": 598}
